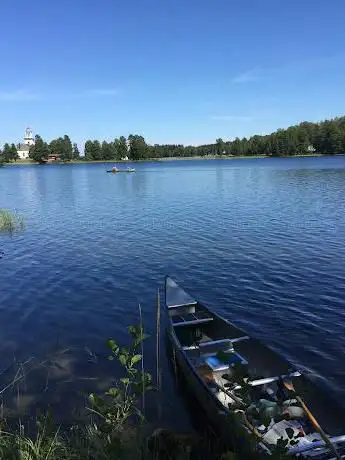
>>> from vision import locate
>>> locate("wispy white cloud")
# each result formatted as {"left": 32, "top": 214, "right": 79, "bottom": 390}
{"left": 232, "top": 54, "right": 345, "bottom": 85}
{"left": 232, "top": 69, "right": 260, "bottom": 84}
{"left": 0, "top": 90, "right": 39, "bottom": 101}
{"left": 210, "top": 115, "right": 254, "bottom": 121}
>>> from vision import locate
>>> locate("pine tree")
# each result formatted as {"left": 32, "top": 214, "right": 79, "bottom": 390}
{"left": 84, "top": 140, "right": 94, "bottom": 160}
{"left": 114, "top": 136, "right": 128, "bottom": 160}
{"left": 29, "top": 135, "right": 49, "bottom": 163}
{"left": 61, "top": 135, "right": 73, "bottom": 161}
{"left": 72, "top": 143, "right": 80, "bottom": 160}
{"left": 10, "top": 143, "right": 19, "bottom": 161}
{"left": 92, "top": 140, "right": 102, "bottom": 160}
{"left": 2, "top": 144, "right": 12, "bottom": 162}
{"left": 49, "top": 138, "right": 62, "bottom": 157}
{"left": 84, "top": 140, "right": 102, "bottom": 160}
{"left": 101, "top": 141, "right": 116, "bottom": 160}
{"left": 216, "top": 138, "right": 224, "bottom": 155}
{"left": 128, "top": 135, "right": 148, "bottom": 160}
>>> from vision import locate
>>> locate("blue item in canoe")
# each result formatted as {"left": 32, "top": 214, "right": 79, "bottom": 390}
{"left": 205, "top": 353, "right": 243, "bottom": 371}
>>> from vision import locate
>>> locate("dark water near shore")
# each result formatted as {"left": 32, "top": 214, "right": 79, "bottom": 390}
{"left": 1, "top": 156, "right": 345, "bottom": 427}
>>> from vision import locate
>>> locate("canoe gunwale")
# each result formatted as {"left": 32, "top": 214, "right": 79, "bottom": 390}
{"left": 169, "top": 327, "right": 232, "bottom": 415}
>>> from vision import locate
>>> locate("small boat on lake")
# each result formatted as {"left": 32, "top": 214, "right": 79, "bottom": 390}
{"left": 165, "top": 276, "right": 345, "bottom": 459}
{"left": 106, "top": 166, "right": 135, "bottom": 173}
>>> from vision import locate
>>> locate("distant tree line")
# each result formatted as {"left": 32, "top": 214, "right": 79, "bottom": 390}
{"left": 1, "top": 116, "right": 345, "bottom": 163}
{"left": 212, "top": 116, "right": 345, "bottom": 158}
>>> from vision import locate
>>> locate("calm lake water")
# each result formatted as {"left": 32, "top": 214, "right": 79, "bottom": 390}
{"left": 1, "top": 156, "right": 345, "bottom": 427}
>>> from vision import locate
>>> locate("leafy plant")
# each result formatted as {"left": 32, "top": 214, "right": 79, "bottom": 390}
{"left": 89, "top": 324, "right": 152, "bottom": 432}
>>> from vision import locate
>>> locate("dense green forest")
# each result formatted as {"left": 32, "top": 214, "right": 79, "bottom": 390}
{"left": 1, "top": 116, "right": 345, "bottom": 163}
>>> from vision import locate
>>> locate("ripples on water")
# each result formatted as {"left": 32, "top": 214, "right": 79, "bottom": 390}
{"left": 0, "top": 156, "right": 345, "bottom": 425}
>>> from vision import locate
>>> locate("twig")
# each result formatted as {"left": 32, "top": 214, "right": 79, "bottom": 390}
{"left": 138, "top": 303, "right": 145, "bottom": 416}
{"left": 0, "top": 358, "right": 35, "bottom": 396}
{"left": 156, "top": 288, "right": 161, "bottom": 420}
{"left": 85, "top": 407, "right": 106, "bottom": 420}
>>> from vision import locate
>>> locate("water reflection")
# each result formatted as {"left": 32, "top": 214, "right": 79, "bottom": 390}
{"left": 73, "top": 164, "right": 94, "bottom": 204}
{"left": 215, "top": 165, "right": 223, "bottom": 194}
{"left": 17, "top": 167, "right": 42, "bottom": 206}
{"left": 132, "top": 171, "right": 147, "bottom": 197}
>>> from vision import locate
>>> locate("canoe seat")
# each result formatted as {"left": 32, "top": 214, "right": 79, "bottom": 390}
{"left": 169, "top": 303, "right": 196, "bottom": 317}
{"left": 199, "top": 338, "right": 234, "bottom": 355}
{"left": 172, "top": 311, "right": 213, "bottom": 327}
{"left": 182, "top": 336, "right": 250, "bottom": 351}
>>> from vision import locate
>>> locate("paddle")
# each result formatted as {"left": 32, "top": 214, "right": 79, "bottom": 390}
{"left": 282, "top": 378, "right": 340, "bottom": 460}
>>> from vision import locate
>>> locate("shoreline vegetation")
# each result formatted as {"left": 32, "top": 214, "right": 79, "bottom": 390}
{"left": 0, "top": 321, "right": 292, "bottom": 460}
{"left": 0, "top": 153, "right": 338, "bottom": 166}
{"left": 0, "top": 209, "right": 24, "bottom": 232}
{"left": 1, "top": 116, "right": 345, "bottom": 164}
{"left": 0, "top": 317, "right": 246, "bottom": 460}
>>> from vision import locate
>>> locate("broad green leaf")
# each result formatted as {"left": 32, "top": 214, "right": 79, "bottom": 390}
{"left": 106, "top": 388, "right": 121, "bottom": 398}
{"left": 119, "top": 355, "right": 127, "bottom": 366}
{"left": 89, "top": 393, "right": 105, "bottom": 409}
{"left": 106, "top": 339, "right": 117, "bottom": 350}
{"left": 131, "top": 354, "right": 142, "bottom": 365}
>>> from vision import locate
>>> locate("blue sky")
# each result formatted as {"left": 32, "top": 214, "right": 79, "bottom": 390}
{"left": 1, "top": 0, "right": 345, "bottom": 146}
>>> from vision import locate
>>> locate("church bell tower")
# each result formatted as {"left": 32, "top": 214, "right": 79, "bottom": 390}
{"left": 24, "top": 127, "right": 34, "bottom": 146}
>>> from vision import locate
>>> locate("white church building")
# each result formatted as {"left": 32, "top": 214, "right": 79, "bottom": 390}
{"left": 17, "top": 128, "right": 35, "bottom": 159}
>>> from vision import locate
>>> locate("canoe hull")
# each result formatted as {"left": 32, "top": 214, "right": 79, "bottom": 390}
{"left": 164, "top": 276, "right": 345, "bottom": 459}
{"left": 167, "top": 326, "right": 261, "bottom": 459}
{"left": 168, "top": 329, "right": 231, "bottom": 437}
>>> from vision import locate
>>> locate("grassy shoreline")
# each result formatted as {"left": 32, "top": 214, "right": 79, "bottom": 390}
{"left": 2, "top": 153, "right": 339, "bottom": 166}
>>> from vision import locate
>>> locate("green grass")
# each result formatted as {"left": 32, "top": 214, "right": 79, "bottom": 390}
{"left": 6, "top": 159, "right": 33, "bottom": 164}
{"left": 0, "top": 209, "right": 24, "bottom": 233}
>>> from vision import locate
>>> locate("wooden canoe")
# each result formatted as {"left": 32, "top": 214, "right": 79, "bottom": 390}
{"left": 106, "top": 168, "right": 135, "bottom": 173}
{"left": 164, "top": 276, "right": 345, "bottom": 459}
